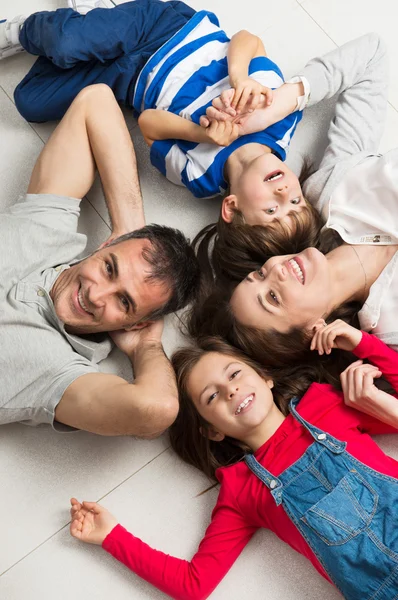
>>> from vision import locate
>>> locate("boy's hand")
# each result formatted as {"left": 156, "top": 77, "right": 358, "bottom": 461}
{"left": 70, "top": 498, "right": 118, "bottom": 546}
{"left": 204, "top": 119, "right": 241, "bottom": 146}
{"left": 310, "top": 319, "right": 363, "bottom": 355}
{"left": 230, "top": 79, "right": 273, "bottom": 114}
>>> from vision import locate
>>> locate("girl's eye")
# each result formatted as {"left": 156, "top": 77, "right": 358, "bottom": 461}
{"left": 265, "top": 207, "right": 276, "bottom": 215}
{"left": 268, "top": 290, "right": 279, "bottom": 305}
{"left": 105, "top": 261, "right": 113, "bottom": 277}
{"left": 290, "top": 197, "right": 301, "bottom": 205}
{"left": 229, "top": 370, "right": 241, "bottom": 380}
{"left": 207, "top": 392, "right": 217, "bottom": 405}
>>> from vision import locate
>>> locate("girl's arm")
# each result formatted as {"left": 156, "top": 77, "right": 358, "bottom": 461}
{"left": 70, "top": 488, "right": 257, "bottom": 600}
{"left": 352, "top": 331, "right": 398, "bottom": 392}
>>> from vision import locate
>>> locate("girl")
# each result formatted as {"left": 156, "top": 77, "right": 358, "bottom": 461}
{"left": 70, "top": 321, "right": 398, "bottom": 600}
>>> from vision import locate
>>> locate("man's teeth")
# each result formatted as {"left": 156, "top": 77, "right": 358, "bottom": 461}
{"left": 289, "top": 258, "right": 304, "bottom": 283}
{"left": 266, "top": 172, "right": 283, "bottom": 182}
{"left": 78, "top": 288, "right": 90, "bottom": 314}
{"left": 235, "top": 395, "right": 254, "bottom": 415}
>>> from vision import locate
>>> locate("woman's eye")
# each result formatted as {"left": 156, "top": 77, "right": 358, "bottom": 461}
{"left": 257, "top": 268, "right": 265, "bottom": 279}
{"left": 229, "top": 370, "right": 241, "bottom": 380}
{"left": 290, "top": 197, "right": 301, "bottom": 205}
{"left": 269, "top": 290, "right": 279, "bottom": 305}
{"left": 105, "top": 261, "right": 113, "bottom": 276}
{"left": 265, "top": 207, "right": 276, "bottom": 215}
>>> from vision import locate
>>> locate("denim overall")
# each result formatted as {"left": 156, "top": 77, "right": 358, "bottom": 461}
{"left": 245, "top": 398, "right": 398, "bottom": 599}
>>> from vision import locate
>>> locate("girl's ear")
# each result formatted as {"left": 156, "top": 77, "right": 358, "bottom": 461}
{"left": 221, "top": 194, "right": 238, "bottom": 223}
{"left": 199, "top": 426, "right": 225, "bottom": 442}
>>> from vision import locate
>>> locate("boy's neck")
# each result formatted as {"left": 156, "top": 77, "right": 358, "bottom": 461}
{"left": 224, "top": 142, "right": 272, "bottom": 185}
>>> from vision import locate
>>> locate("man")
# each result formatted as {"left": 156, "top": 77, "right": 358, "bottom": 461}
{"left": 0, "top": 83, "right": 200, "bottom": 437}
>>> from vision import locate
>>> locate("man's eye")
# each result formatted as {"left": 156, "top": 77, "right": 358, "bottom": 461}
{"left": 229, "top": 370, "right": 241, "bottom": 380}
{"left": 120, "top": 296, "right": 129, "bottom": 312}
{"left": 290, "top": 197, "right": 301, "bottom": 205}
{"left": 269, "top": 290, "right": 279, "bottom": 305}
{"left": 265, "top": 207, "right": 276, "bottom": 215}
{"left": 105, "top": 261, "right": 113, "bottom": 276}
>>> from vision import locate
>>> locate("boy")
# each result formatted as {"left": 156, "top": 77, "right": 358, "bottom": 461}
{"left": 0, "top": 1, "right": 308, "bottom": 222}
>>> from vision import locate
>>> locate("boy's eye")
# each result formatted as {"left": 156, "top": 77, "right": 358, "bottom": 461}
{"left": 268, "top": 290, "right": 279, "bottom": 305}
{"left": 265, "top": 207, "right": 276, "bottom": 215}
{"left": 290, "top": 197, "right": 301, "bottom": 205}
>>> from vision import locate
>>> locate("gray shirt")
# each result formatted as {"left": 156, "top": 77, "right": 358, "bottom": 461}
{"left": 0, "top": 194, "right": 112, "bottom": 428}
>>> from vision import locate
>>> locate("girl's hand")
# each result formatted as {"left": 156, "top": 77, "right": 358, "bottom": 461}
{"left": 203, "top": 119, "right": 241, "bottom": 146}
{"left": 310, "top": 319, "right": 363, "bottom": 355}
{"left": 230, "top": 79, "right": 273, "bottom": 114}
{"left": 70, "top": 498, "right": 118, "bottom": 545}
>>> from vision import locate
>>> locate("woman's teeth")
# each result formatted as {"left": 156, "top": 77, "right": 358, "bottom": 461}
{"left": 235, "top": 395, "right": 254, "bottom": 414}
{"left": 289, "top": 258, "right": 304, "bottom": 283}
{"left": 78, "top": 288, "right": 90, "bottom": 314}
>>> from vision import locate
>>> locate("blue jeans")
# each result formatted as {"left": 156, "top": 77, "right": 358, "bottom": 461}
{"left": 245, "top": 398, "right": 398, "bottom": 599}
{"left": 15, "top": 0, "right": 195, "bottom": 122}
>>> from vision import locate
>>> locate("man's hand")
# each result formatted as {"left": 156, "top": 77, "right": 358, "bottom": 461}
{"left": 110, "top": 319, "right": 164, "bottom": 357}
{"left": 310, "top": 319, "right": 363, "bottom": 355}
{"left": 70, "top": 498, "right": 118, "bottom": 546}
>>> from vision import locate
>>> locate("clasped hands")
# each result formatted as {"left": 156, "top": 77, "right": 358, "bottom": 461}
{"left": 200, "top": 80, "right": 274, "bottom": 146}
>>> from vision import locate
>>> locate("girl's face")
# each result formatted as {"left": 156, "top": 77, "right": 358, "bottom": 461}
{"left": 223, "top": 154, "right": 305, "bottom": 227}
{"left": 187, "top": 352, "right": 282, "bottom": 449}
{"left": 230, "top": 247, "right": 332, "bottom": 333}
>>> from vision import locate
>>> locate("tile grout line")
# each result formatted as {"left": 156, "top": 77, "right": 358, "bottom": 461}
{"left": 0, "top": 445, "right": 170, "bottom": 578}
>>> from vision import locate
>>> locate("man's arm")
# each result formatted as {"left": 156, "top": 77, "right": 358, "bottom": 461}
{"left": 55, "top": 322, "right": 179, "bottom": 437}
{"left": 27, "top": 84, "right": 145, "bottom": 237}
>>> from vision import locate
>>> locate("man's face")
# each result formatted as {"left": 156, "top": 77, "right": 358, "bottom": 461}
{"left": 50, "top": 239, "right": 171, "bottom": 335}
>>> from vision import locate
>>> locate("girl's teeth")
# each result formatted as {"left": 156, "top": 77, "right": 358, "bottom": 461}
{"left": 236, "top": 395, "right": 253, "bottom": 414}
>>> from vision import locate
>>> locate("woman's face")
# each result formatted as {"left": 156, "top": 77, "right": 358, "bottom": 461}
{"left": 223, "top": 154, "right": 305, "bottom": 227}
{"left": 187, "top": 352, "right": 276, "bottom": 444}
{"left": 230, "top": 248, "right": 332, "bottom": 333}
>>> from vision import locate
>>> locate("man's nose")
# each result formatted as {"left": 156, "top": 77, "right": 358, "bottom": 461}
{"left": 88, "top": 282, "right": 112, "bottom": 306}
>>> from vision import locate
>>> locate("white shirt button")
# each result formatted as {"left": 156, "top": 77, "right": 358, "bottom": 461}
{"left": 55, "top": 265, "right": 62, "bottom": 272}
{"left": 270, "top": 480, "right": 278, "bottom": 489}
{"left": 317, "top": 433, "right": 327, "bottom": 440}
{"left": 37, "top": 289, "right": 45, "bottom": 297}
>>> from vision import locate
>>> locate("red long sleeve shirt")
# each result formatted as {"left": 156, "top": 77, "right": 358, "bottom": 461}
{"left": 103, "top": 333, "right": 398, "bottom": 600}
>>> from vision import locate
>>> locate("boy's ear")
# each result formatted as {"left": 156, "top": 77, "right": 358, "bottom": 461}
{"left": 124, "top": 320, "right": 153, "bottom": 332}
{"left": 221, "top": 194, "right": 238, "bottom": 223}
{"left": 199, "top": 426, "right": 225, "bottom": 442}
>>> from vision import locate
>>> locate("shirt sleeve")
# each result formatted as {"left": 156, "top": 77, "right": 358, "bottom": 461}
{"left": 300, "top": 33, "right": 388, "bottom": 200}
{"left": 8, "top": 193, "right": 83, "bottom": 233}
{"left": 102, "top": 483, "right": 258, "bottom": 600}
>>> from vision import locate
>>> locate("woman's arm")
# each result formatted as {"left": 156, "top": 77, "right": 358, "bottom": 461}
{"left": 70, "top": 487, "right": 257, "bottom": 600}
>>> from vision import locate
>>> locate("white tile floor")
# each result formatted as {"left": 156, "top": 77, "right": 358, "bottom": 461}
{"left": 1, "top": 1, "right": 397, "bottom": 598}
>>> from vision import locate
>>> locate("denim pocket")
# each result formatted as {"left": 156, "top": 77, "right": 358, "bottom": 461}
{"left": 300, "top": 470, "right": 378, "bottom": 546}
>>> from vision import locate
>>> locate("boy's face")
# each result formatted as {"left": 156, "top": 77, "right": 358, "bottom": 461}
{"left": 222, "top": 154, "right": 305, "bottom": 227}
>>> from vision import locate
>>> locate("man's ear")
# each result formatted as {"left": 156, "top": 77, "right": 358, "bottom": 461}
{"left": 199, "top": 426, "right": 225, "bottom": 442}
{"left": 221, "top": 194, "right": 238, "bottom": 223}
{"left": 125, "top": 320, "right": 153, "bottom": 332}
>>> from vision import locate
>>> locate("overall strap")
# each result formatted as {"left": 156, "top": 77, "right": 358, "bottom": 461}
{"left": 289, "top": 396, "right": 346, "bottom": 454}
{"left": 245, "top": 454, "right": 283, "bottom": 506}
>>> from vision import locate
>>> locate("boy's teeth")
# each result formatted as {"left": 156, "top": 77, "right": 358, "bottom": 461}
{"left": 289, "top": 259, "right": 304, "bottom": 283}
{"left": 235, "top": 395, "right": 253, "bottom": 414}
{"left": 266, "top": 172, "right": 282, "bottom": 182}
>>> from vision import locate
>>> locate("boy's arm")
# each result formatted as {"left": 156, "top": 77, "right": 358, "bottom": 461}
{"left": 138, "top": 110, "right": 241, "bottom": 147}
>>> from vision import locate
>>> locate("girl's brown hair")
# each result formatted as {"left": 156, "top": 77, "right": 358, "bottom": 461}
{"left": 169, "top": 337, "right": 325, "bottom": 481}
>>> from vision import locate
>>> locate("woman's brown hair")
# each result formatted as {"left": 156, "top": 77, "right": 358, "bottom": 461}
{"left": 169, "top": 337, "right": 325, "bottom": 481}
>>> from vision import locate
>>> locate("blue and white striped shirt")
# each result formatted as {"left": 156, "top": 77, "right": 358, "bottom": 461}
{"left": 134, "top": 11, "right": 302, "bottom": 199}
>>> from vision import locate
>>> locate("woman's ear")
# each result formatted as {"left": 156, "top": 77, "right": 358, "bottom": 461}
{"left": 125, "top": 320, "right": 153, "bottom": 332}
{"left": 221, "top": 194, "right": 238, "bottom": 223}
{"left": 199, "top": 426, "right": 225, "bottom": 442}
{"left": 310, "top": 317, "right": 327, "bottom": 332}
{"left": 266, "top": 378, "right": 274, "bottom": 390}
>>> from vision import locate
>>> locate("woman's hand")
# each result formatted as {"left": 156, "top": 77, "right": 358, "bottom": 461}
{"left": 70, "top": 498, "right": 119, "bottom": 545}
{"left": 310, "top": 319, "right": 363, "bottom": 355}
